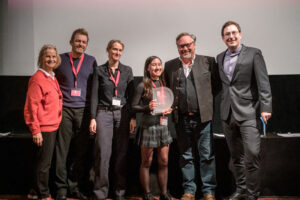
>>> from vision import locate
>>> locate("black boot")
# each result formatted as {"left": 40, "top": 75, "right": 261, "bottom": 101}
{"left": 226, "top": 190, "right": 247, "bottom": 200}
{"left": 143, "top": 193, "right": 154, "bottom": 200}
{"left": 160, "top": 192, "right": 172, "bottom": 200}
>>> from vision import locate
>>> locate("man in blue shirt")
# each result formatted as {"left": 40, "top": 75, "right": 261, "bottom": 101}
{"left": 55, "top": 28, "right": 97, "bottom": 200}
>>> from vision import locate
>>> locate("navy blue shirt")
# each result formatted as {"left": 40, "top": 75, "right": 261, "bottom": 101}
{"left": 55, "top": 52, "right": 97, "bottom": 108}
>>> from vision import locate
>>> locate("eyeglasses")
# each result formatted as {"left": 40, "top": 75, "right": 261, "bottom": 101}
{"left": 177, "top": 42, "right": 194, "bottom": 49}
{"left": 224, "top": 31, "right": 239, "bottom": 37}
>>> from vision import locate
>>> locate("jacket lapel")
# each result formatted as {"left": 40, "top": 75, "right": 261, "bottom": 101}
{"left": 218, "top": 51, "right": 231, "bottom": 84}
{"left": 173, "top": 58, "right": 182, "bottom": 85}
{"left": 231, "top": 45, "right": 247, "bottom": 82}
{"left": 192, "top": 55, "right": 204, "bottom": 86}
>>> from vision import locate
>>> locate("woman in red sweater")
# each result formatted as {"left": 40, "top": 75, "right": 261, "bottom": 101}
{"left": 24, "top": 44, "right": 63, "bottom": 200}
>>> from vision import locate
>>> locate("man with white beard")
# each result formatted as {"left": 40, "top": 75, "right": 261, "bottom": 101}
{"left": 164, "top": 32, "right": 220, "bottom": 200}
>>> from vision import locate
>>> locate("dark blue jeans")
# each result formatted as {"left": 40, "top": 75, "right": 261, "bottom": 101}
{"left": 176, "top": 115, "right": 216, "bottom": 195}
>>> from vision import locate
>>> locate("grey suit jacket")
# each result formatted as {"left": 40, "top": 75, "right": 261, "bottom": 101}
{"left": 164, "top": 54, "right": 220, "bottom": 123}
{"left": 217, "top": 45, "right": 272, "bottom": 121}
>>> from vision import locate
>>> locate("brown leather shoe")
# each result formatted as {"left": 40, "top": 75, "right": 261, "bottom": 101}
{"left": 203, "top": 194, "right": 216, "bottom": 200}
{"left": 180, "top": 193, "right": 195, "bottom": 200}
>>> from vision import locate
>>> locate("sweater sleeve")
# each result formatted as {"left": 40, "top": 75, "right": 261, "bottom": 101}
{"left": 24, "top": 79, "right": 42, "bottom": 135}
{"left": 131, "top": 82, "right": 150, "bottom": 113}
{"left": 90, "top": 67, "right": 99, "bottom": 119}
{"left": 125, "top": 67, "right": 136, "bottom": 118}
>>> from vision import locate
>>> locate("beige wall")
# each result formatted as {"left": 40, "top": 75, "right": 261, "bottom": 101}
{"left": 1, "top": 0, "right": 300, "bottom": 75}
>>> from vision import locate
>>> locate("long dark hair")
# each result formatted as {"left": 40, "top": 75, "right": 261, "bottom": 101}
{"left": 143, "top": 56, "right": 165, "bottom": 99}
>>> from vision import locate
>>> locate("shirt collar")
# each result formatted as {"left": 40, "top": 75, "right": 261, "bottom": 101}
{"left": 106, "top": 61, "right": 122, "bottom": 73}
{"left": 179, "top": 55, "right": 195, "bottom": 68}
{"left": 38, "top": 68, "right": 55, "bottom": 80}
{"left": 226, "top": 45, "right": 242, "bottom": 57}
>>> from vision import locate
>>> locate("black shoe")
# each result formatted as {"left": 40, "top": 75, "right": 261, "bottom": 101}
{"left": 90, "top": 196, "right": 104, "bottom": 200}
{"left": 227, "top": 191, "right": 247, "bottom": 200}
{"left": 27, "top": 189, "right": 38, "bottom": 200}
{"left": 143, "top": 193, "right": 154, "bottom": 200}
{"left": 91, "top": 197, "right": 106, "bottom": 200}
{"left": 246, "top": 196, "right": 257, "bottom": 200}
{"left": 160, "top": 192, "right": 172, "bottom": 200}
{"left": 70, "top": 190, "right": 88, "bottom": 200}
{"left": 56, "top": 195, "right": 67, "bottom": 200}
{"left": 115, "top": 195, "right": 125, "bottom": 200}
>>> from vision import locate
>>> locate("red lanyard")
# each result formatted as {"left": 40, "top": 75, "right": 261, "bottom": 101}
{"left": 69, "top": 52, "right": 85, "bottom": 88}
{"left": 152, "top": 80, "right": 165, "bottom": 104}
{"left": 151, "top": 80, "right": 163, "bottom": 88}
{"left": 109, "top": 69, "right": 120, "bottom": 96}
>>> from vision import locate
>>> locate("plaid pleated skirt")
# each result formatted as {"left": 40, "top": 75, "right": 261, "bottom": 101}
{"left": 136, "top": 114, "right": 173, "bottom": 148}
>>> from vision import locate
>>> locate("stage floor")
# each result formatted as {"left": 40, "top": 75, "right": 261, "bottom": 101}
{"left": 1, "top": 133, "right": 300, "bottom": 198}
{"left": 0, "top": 196, "right": 299, "bottom": 200}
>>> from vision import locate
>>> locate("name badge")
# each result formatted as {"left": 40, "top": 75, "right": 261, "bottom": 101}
{"left": 160, "top": 116, "right": 168, "bottom": 126}
{"left": 112, "top": 97, "right": 121, "bottom": 106}
{"left": 71, "top": 88, "right": 81, "bottom": 97}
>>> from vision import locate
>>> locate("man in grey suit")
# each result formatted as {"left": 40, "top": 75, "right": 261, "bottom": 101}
{"left": 164, "top": 33, "right": 220, "bottom": 200}
{"left": 217, "top": 21, "right": 272, "bottom": 200}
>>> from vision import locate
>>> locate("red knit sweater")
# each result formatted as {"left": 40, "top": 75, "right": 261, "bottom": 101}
{"left": 24, "top": 70, "right": 63, "bottom": 135}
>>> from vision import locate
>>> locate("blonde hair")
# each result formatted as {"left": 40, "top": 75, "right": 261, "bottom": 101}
{"left": 106, "top": 40, "right": 124, "bottom": 52}
{"left": 37, "top": 44, "right": 61, "bottom": 69}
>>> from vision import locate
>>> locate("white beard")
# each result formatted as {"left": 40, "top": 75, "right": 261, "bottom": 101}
{"left": 183, "top": 53, "right": 192, "bottom": 59}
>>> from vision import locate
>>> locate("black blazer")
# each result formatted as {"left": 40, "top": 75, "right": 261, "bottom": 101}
{"left": 164, "top": 54, "right": 220, "bottom": 123}
{"left": 217, "top": 45, "right": 272, "bottom": 121}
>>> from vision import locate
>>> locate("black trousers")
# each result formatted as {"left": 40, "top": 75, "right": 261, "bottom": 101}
{"left": 55, "top": 106, "right": 90, "bottom": 196}
{"left": 33, "top": 131, "right": 57, "bottom": 199}
{"left": 222, "top": 112, "right": 261, "bottom": 198}
{"left": 93, "top": 107, "right": 130, "bottom": 200}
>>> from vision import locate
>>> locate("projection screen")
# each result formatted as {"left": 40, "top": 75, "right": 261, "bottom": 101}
{"left": 1, "top": 0, "right": 300, "bottom": 76}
